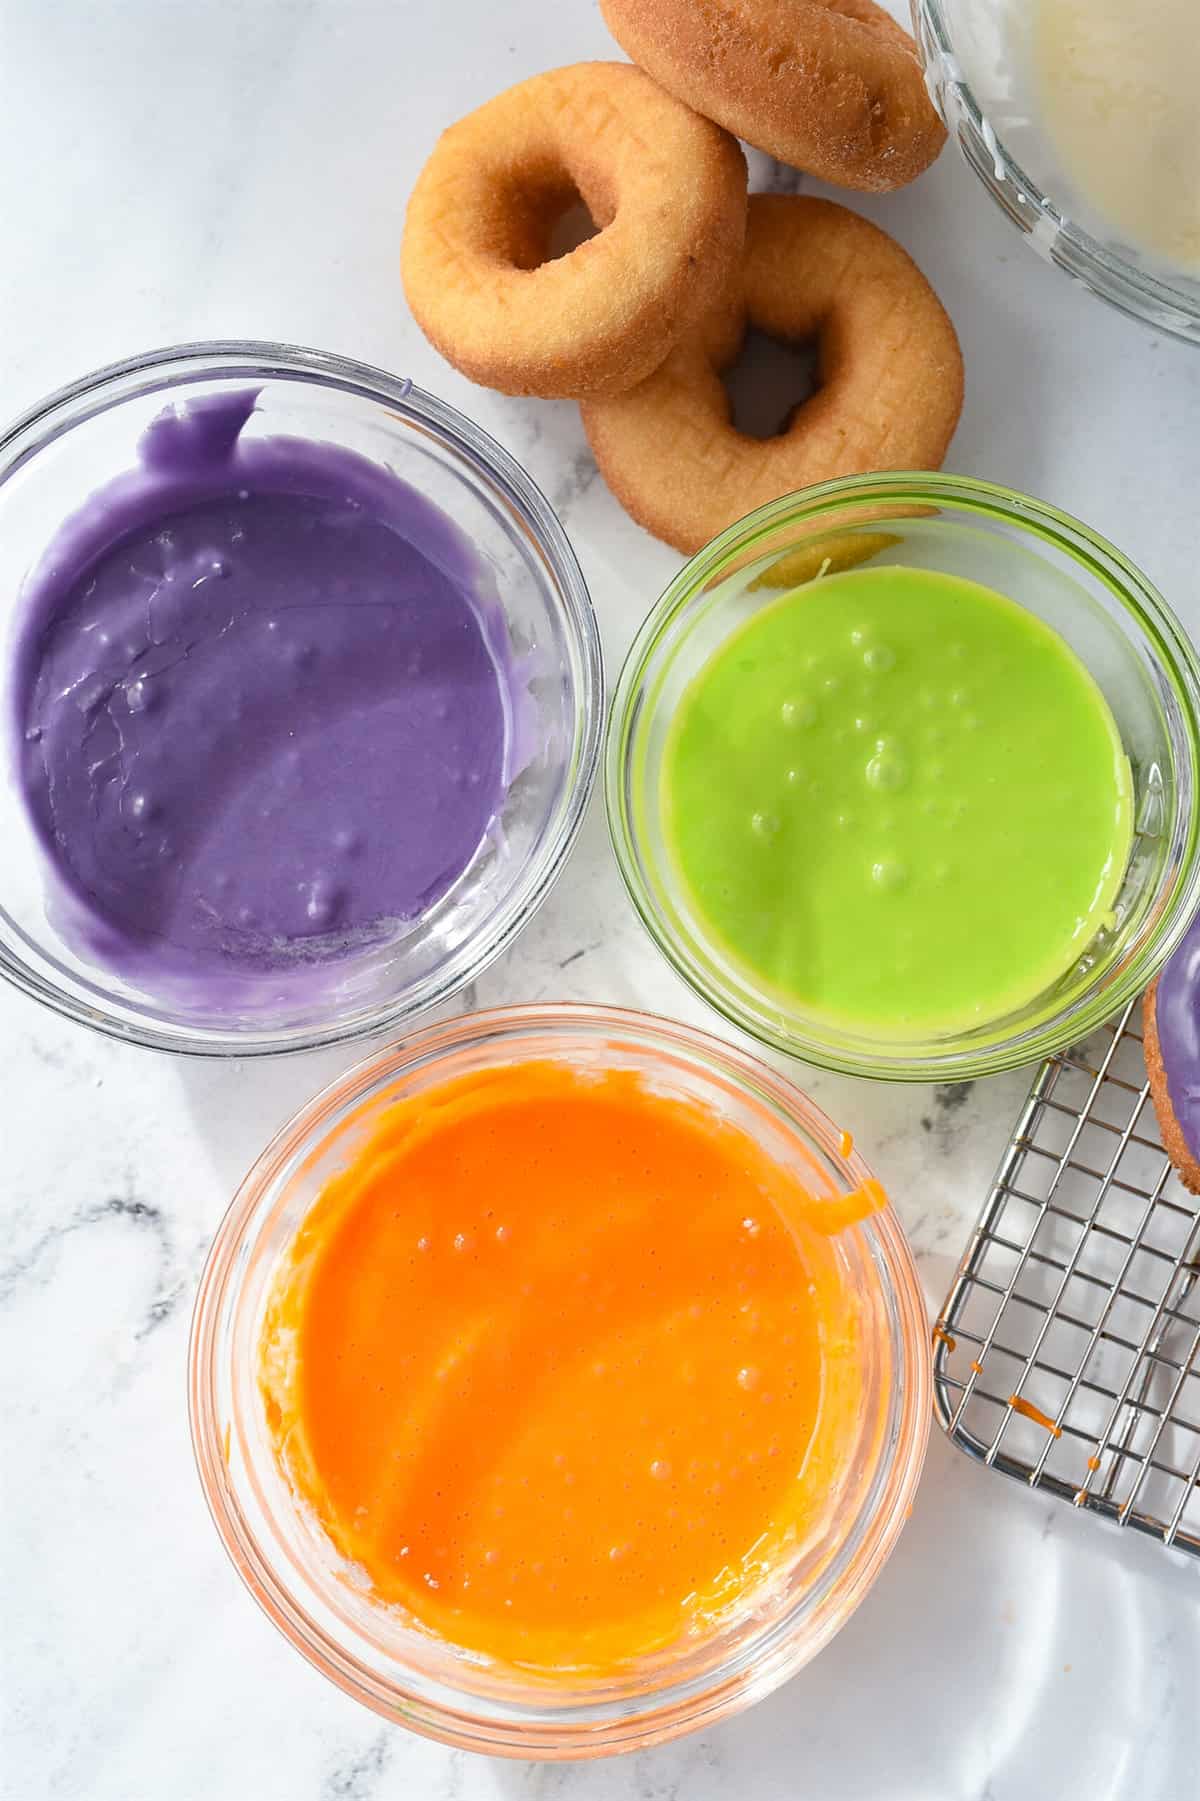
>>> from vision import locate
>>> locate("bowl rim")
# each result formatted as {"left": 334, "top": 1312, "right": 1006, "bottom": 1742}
{"left": 910, "top": 0, "right": 1200, "bottom": 346}
{"left": 0, "top": 340, "right": 604, "bottom": 1057}
{"left": 187, "top": 1000, "right": 932, "bottom": 1757}
{"left": 606, "top": 470, "right": 1200, "bottom": 1083}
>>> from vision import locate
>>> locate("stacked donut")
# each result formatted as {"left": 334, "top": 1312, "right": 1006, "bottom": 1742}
{"left": 402, "top": 5, "right": 963, "bottom": 555}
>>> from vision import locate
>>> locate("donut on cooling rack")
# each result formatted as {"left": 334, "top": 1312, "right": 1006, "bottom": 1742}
{"left": 599, "top": 0, "right": 946, "bottom": 192}
{"left": 580, "top": 193, "right": 964, "bottom": 555}
{"left": 1144, "top": 911, "right": 1200, "bottom": 1193}
{"left": 401, "top": 62, "right": 748, "bottom": 399}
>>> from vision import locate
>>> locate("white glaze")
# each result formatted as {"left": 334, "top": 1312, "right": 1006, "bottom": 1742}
{"left": 1032, "top": 0, "right": 1200, "bottom": 273}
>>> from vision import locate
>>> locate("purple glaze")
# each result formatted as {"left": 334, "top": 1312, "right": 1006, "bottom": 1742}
{"left": 1155, "top": 909, "right": 1200, "bottom": 1160}
{"left": 14, "top": 390, "right": 518, "bottom": 998}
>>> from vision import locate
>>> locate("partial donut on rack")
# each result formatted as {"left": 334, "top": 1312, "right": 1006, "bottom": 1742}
{"left": 580, "top": 193, "right": 964, "bottom": 555}
{"left": 1144, "top": 912, "right": 1200, "bottom": 1195}
{"left": 600, "top": 0, "right": 946, "bottom": 193}
{"left": 401, "top": 62, "right": 748, "bottom": 399}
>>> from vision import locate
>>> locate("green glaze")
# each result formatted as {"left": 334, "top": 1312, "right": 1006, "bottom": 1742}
{"left": 661, "top": 567, "right": 1133, "bottom": 1035}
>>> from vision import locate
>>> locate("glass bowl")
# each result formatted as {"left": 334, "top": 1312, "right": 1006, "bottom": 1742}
{"left": 607, "top": 473, "right": 1200, "bottom": 1083}
{"left": 0, "top": 342, "right": 601, "bottom": 1055}
{"left": 189, "top": 1002, "right": 930, "bottom": 1758}
{"left": 912, "top": 0, "right": 1200, "bottom": 344}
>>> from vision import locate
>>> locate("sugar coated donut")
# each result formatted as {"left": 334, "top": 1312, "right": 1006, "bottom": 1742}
{"left": 1144, "top": 911, "right": 1200, "bottom": 1194}
{"left": 600, "top": 0, "right": 945, "bottom": 192}
{"left": 581, "top": 193, "right": 963, "bottom": 555}
{"left": 402, "top": 62, "right": 747, "bottom": 399}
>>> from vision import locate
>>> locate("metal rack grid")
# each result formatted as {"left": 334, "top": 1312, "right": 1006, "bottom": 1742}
{"left": 933, "top": 996, "right": 1200, "bottom": 1555}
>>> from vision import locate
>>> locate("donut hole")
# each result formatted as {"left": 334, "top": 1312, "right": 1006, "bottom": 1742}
{"left": 498, "top": 169, "right": 609, "bottom": 271}
{"left": 544, "top": 192, "right": 601, "bottom": 262}
{"left": 723, "top": 327, "right": 821, "bottom": 439}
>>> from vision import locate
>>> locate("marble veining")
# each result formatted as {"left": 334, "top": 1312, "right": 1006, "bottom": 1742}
{"left": 4, "top": 0, "right": 1200, "bottom": 1797}
{"left": 0, "top": 1187, "right": 182, "bottom": 1344}
{"left": 320, "top": 1733, "right": 394, "bottom": 1801}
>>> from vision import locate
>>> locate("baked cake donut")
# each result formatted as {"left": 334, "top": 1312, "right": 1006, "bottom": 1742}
{"left": 600, "top": 0, "right": 946, "bottom": 192}
{"left": 580, "top": 193, "right": 963, "bottom": 555}
{"left": 1144, "top": 910, "right": 1200, "bottom": 1193}
{"left": 402, "top": 62, "right": 747, "bottom": 399}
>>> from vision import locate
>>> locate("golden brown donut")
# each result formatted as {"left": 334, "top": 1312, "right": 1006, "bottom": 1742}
{"left": 600, "top": 0, "right": 946, "bottom": 192}
{"left": 401, "top": 62, "right": 747, "bottom": 399}
{"left": 1144, "top": 978, "right": 1200, "bottom": 1195}
{"left": 580, "top": 193, "right": 964, "bottom": 555}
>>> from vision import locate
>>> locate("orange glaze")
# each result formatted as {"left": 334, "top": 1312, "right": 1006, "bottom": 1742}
{"left": 259, "top": 1061, "right": 869, "bottom": 1673}
{"left": 1009, "top": 1395, "right": 1062, "bottom": 1438}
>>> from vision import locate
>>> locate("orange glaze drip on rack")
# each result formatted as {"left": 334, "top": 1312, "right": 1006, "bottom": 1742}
{"left": 1009, "top": 1395, "right": 1063, "bottom": 1437}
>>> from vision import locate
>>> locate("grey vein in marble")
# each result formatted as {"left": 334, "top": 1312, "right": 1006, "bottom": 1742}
{"left": 321, "top": 1731, "right": 392, "bottom": 1801}
{"left": 1, "top": 1185, "right": 181, "bottom": 1347}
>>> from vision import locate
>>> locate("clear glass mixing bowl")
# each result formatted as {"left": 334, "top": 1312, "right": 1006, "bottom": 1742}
{"left": 912, "top": 0, "right": 1200, "bottom": 344}
{"left": 189, "top": 1003, "right": 930, "bottom": 1757}
{"left": 0, "top": 342, "right": 602, "bottom": 1055}
{"left": 608, "top": 473, "right": 1200, "bottom": 1082}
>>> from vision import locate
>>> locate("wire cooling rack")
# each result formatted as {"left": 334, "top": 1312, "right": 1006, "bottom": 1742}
{"left": 933, "top": 996, "right": 1200, "bottom": 1555}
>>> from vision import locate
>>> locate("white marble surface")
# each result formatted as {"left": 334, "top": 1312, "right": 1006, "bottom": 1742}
{"left": 3, "top": 2, "right": 1199, "bottom": 1797}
